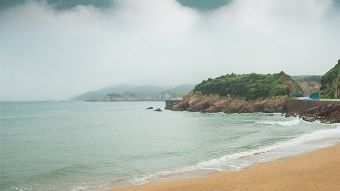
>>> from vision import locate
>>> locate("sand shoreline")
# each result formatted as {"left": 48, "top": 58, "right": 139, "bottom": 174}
{"left": 107, "top": 144, "right": 340, "bottom": 191}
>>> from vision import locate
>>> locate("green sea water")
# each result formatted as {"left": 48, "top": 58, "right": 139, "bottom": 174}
{"left": 1, "top": 101, "right": 339, "bottom": 191}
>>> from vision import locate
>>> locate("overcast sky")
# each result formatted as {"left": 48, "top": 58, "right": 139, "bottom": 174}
{"left": 1, "top": 0, "right": 340, "bottom": 101}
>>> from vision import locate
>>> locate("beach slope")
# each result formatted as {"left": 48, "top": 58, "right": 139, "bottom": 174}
{"left": 109, "top": 145, "right": 340, "bottom": 191}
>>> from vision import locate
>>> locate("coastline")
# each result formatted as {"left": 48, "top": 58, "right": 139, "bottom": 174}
{"left": 107, "top": 144, "right": 340, "bottom": 191}
{"left": 167, "top": 92, "right": 340, "bottom": 123}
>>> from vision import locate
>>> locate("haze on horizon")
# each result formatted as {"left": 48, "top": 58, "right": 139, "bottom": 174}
{"left": 1, "top": 0, "right": 340, "bottom": 101}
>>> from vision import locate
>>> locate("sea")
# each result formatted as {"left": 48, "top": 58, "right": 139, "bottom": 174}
{"left": 1, "top": 101, "right": 339, "bottom": 191}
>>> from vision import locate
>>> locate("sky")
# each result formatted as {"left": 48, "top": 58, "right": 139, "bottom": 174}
{"left": 1, "top": 0, "right": 340, "bottom": 101}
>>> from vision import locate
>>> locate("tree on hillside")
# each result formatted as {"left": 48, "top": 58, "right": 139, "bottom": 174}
{"left": 193, "top": 72, "right": 296, "bottom": 100}
{"left": 320, "top": 59, "right": 340, "bottom": 98}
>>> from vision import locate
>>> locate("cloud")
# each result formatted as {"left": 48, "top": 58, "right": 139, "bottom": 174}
{"left": 1, "top": 0, "right": 340, "bottom": 100}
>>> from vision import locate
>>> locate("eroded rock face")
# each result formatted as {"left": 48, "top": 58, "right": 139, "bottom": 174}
{"left": 170, "top": 91, "right": 340, "bottom": 123}
{"left": 299, "top": 105, "right": 340, "bottom": 123}
{"left": 171, "top": 91, "right": 288, "bottom": 114}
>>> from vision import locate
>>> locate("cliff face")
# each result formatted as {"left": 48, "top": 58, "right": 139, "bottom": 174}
{"left": 172, "top": 92, "right": 287, "bottom": 113}
{"left": 279, "top": 75, "right": 303, "bottom": 95}
{"left": 298, "top": 81, "right": 320, "bottom": 96}
{"left": 291, "top": 75, "right": 321, "bottom": 96}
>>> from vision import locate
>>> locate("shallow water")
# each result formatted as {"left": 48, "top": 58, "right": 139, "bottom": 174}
{"left": 1, "top": 101, "right": 339, "bottom": 191}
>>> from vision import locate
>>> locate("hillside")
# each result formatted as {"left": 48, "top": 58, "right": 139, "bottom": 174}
{"left": 193, "top": 72, "right": 302, "bottom": 100}
{"left": 292, "top": 75, "right": 321, "bottom": 83}
{"left": 320, "top": 59, "right": 340, "bottom": 98}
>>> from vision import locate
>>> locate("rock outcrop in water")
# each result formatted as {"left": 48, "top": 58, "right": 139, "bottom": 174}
{"left": 172, "top": 92, "right": 287, "bottom": 113}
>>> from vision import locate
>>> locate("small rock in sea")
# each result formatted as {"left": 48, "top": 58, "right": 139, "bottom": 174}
{"left": 302, "top": 116, "right": 315, "bottom": 122}
{"left": 154, "top": 108, "right": 162, "bottom": 112}
{"left": 285, "top": 113, "right": 297, "bottom": 118}
{"left": 284, "top": 113, "right": 291, "bottom": 117}
{"left": 146, "top": 107, "right": 153, "bottom": 109}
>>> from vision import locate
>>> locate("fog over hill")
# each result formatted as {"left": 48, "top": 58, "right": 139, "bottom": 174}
{"left": 74, "top": 84, "right": 194, "bottom": 101}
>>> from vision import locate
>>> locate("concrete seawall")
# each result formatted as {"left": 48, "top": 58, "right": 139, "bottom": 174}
{"left": 286, "top": 99, "right": 340, "bottom": 113}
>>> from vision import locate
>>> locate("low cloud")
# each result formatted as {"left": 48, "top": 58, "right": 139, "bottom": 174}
{"left": 1, "top": 0, "right": 340, "bottom": 100}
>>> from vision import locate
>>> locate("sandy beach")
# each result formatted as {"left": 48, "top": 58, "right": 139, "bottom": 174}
{"left": 108, "top": 144, "right": 340, "bottom": 191}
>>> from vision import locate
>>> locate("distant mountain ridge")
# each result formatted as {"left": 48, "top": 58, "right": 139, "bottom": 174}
{"left": 74, "top": 84, "right": 195, "bottom": 101}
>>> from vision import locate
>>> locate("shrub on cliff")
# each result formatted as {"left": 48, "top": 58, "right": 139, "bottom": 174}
{"left": 320, "top": 59, "right": 340, "bottom": 98}
{"left": 193, "top": 72, "right": 300, "bottom": 100}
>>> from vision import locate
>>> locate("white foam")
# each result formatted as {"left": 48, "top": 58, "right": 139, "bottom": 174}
{"left": 70, "top": 185, "right": 89, "bottom": 191}
{"left": 256, "top": 118, "right": 300, "bottom": 126}
{"left": 130, "top": 125, "right": 340, "bottom": 185}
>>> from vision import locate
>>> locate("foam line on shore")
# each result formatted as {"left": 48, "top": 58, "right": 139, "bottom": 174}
{"left": 129, "top": 124, "right": 340, "bottom": 185}
{"left": 256, "top": 118, "right": 300, "bottom": 126}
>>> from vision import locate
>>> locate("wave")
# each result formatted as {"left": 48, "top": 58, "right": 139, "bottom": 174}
{"left": 130, "top": 125, "right": 340, "bottom": 185}
{"left": 256, "top": 118, "right": 300, "bottom": 126}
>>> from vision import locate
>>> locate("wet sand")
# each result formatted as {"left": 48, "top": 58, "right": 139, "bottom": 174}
{"left": 108, "top": 144, "right": 340, "bottom": 191}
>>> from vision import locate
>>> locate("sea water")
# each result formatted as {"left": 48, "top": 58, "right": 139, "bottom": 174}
{"left": 1, "top": 101, "right": 339, "bottom": 191}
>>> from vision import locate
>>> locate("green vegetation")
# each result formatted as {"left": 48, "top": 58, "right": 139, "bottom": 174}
{"left": 320, "top": 60, "right": 340, "bottom": 98}
{"left": 292, "top": 93, "right": 303, "bottom": 97}
{"left": 292, "top": 75, "right": 321, "bottom": 83}
{"left": 309, "top": 92, "right": 320, "bottom": 99}
{"left": 193, "top": 72, "right": 293, "bottom": 100}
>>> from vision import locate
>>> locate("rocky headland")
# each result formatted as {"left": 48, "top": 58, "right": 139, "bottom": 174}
{"left": 170, "top": 72, "right": 299, "bottom": 114}
{"left": 168, "top": 62, "right": 340, "bottom": 124}
{"left": 169, "top": 92, "right": 340, "bottom": 123}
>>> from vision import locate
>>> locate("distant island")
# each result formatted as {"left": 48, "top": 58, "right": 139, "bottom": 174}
{"left": 168, "top": 59, "right": 340, "bottom": 123}
{"left": 74, "top": 84, "right": 194, "bottom": 101}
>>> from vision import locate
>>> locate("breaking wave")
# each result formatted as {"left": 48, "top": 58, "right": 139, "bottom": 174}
{"left": 256, "top": 118, "right": 301, "bottom": 126}
{"left": 130, "top": 124, "right": 340, "bottom": 185}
